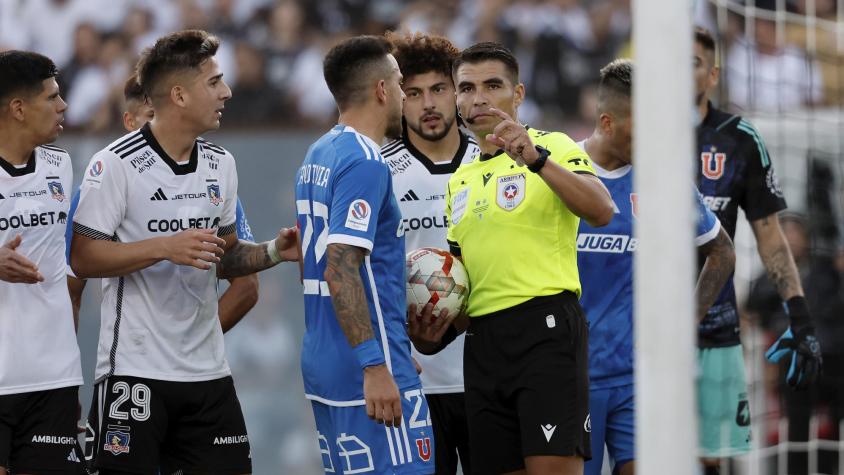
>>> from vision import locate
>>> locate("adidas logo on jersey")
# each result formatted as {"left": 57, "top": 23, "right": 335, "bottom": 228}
{"left": 150, "top": 188, "right": 168, "bottom": 201}
{"left": 67, "top": 449, "right": 80, "bottom": 462}
{"left": 0, "top": 192, "right": 4, "bottom": 199}
{"left": 400, "top": 190, "right": 420, "bottom": 202}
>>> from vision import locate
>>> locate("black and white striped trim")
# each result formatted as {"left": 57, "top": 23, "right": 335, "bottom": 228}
{"left": 106, "top": 277, "right": 125, "bottom": 378}
{"left": 73, "top": 222, "right": 116, "bottom": 241}
{"left": 40, "top": 143, "right": 69, "bottom": 154}
{"left": 198, "top": 138, "right": 226, "bottom": 154}
{"left": 108, "top": 131, "right": 143, "bottom": 153}
{"left": 217, "top": 222, "right": 236, "bottom": 236}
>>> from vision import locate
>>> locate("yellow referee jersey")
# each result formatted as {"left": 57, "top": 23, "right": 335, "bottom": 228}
{"left": 445, "top": 128, "right": 596, "bottom": 317}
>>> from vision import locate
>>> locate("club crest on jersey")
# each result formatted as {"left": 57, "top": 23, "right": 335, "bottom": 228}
{"left": 103, "top": 430, "right": 130, "bottom": 455}
{"left": 47, "top": 180, "right": 65, "bottom": 202}
{"left": 345, "top": 199, "right": 371, "bottom": 231}
{"left": 497, "top": 173, "right": 525, "bottom": 211}
{"left": 207, "top": 183, "right": 222, "bottom": 206}
{"left": 629, "top": 193, "right": 639, "bottom": 218}
{"left": 416, "top": 437, "right": 432, "bottom": 461}
{"left": 700, "top": 152, "right": 727, "bottom": 180}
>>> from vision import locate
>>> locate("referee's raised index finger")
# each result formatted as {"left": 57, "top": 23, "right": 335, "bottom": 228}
{"left": 488, "top": 107, "right": 512, "bottom": 121}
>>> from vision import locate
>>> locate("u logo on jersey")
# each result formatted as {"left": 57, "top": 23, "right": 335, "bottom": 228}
{"left": 415, "top": 437, "right": 431, "bottom": 461}
{"left": 701, "top": 152, "right": 726, "bottom": 180}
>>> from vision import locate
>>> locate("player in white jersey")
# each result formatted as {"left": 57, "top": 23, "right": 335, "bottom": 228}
{"left": 382, "top": 31, "right": 478, "bottom": 475}
{"left": 69, "top": 30, "right": 298, "bottom": 475}
{"left": 0, "top": 50, "right": 85, "bottom": 474}
{"left": 67, "top": 74, "right": 260, "bottom": 333}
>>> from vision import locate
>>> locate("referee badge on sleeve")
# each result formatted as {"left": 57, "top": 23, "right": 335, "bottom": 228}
{"left": 497, "top": 174, "right": 525, "bottom": 211}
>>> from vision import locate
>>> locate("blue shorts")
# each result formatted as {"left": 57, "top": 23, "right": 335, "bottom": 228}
{"left": 310, "top": 385, "right": 435, "bottom": 474}
{"left": 585, "top": 384, "right": 635, "bottom": 475}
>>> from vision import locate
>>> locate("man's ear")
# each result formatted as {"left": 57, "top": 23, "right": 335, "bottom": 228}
{"left": 599, "top": 113, "right": 613, "bottom": 136}
{"left": 709, "top": 66, "right": 720, "bottom": 89}
{"left": 513, "top": 82, "right": 525, "bottom": 109}
{"left": 375, "top": 79, "right": 387, "bottom": 104}
{"left": 8, "top": 97, "right": 25, "bottom": 122}
{"left": 170, "top": 85, "right": 187, "bottom": 108}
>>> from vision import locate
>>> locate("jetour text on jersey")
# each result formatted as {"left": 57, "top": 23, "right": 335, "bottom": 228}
{"left": 0, "top": 210, "right": 66, "bottom": 231}
{"left": 147, "top": 216, "right": 221, "bottom": 233}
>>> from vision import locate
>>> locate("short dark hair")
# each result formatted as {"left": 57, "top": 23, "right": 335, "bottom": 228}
{"left": 323, "top": 35, "right": 393, "bottom": 110}
{"left": 123, "top": 73, "right": 145, "bottom": 103}
{"left": 694, "top": 27, "right": 716, "bottom": 53}
{"left": 385, "top": 31, "right": 458, "bottom": 80}
{"left": 452, "top": 42, "right": 519, "bottom": 83}
{"left": 136, "top": 29, "right": 220, "bottom": 103}
{"left": 0, "top": 50, "right": 59, "bottom": 104}
{"left": 597, "top": 59, "right": 632, "bottom": 114}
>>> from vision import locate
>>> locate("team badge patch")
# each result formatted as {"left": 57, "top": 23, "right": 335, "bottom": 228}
{"left": 496, "top": 173, "right": 525, "bottom": 211}
{"left": 701, "top": 151, "right": 727, "bottom": 180}
{"left": 450, "top": 188, "right": 469, "bottom": 225}
{"left": 104, "top": 430, "right": 130, "bottom": 455}
{"left": 89, "top": 160, "right": 104, "bottom": 177}
{"left": 416, "top": 437, "right": 432, "bottom": 461}
{"left": 47, "top": 180, "right": 65, "bottom": 202}
{"left": 207, "top": 183, "right": 222, "bottom": 206}
{"left": 344, "top": 199, "right": 371, "bottom": 231}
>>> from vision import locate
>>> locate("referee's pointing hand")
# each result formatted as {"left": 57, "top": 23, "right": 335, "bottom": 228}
{"left": 485, "top": 107, "right": 539, "bottom": 166}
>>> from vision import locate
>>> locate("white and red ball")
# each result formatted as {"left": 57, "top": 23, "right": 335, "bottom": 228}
{"left": 406, "top": 247, "right": 470, "bottom": 317}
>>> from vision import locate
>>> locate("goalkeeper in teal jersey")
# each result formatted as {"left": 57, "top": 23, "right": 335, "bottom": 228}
{"left": 578, "top": 59, "right": 736, "bottom": 475}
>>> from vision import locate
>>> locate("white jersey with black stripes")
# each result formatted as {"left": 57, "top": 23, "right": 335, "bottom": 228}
{"left": 72, "top": 123, "right": 238, "bottom": 383}
{"left": 382, "top": 129, "right": 478, "bottom": 394}
{"left": 0, "top": 145, "right": 83, "bottom": 395}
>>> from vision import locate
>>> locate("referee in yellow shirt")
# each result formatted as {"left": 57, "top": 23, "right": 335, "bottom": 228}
{"left": 445, "top": 42, "right": 613, "bottom": 475}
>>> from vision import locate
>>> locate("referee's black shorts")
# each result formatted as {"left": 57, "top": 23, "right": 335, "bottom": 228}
{"left": 464, "top": 291, "right": 591, "bottom": 474}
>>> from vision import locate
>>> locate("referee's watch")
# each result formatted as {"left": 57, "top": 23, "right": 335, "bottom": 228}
{"left": 528, "top": 146, "right": 550, "bottom": 173}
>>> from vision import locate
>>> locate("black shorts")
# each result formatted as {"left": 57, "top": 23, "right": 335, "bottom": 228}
{"left": 85, "top": 376, "right": 251, "bottom": 475}
{"left": 464, "top": 292, "right": 591, "bottom": 474}
{"left": 0, "top": 386, "right": 86, "bottom": 474}
{"left": 427, "top": 392, "right": 470, "bottom": 475}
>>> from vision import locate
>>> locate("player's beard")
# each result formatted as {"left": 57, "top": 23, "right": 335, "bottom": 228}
{"left": 408, "top": 113, "right": 455, "bottom": 142}
{"left": 385, "top": 108, "right": 403, "bottom": 140}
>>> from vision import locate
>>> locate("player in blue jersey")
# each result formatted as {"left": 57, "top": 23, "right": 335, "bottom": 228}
{"left": 295, "top": 36, "right": 436, "bottom": 475}
{"left": 578, "top": 59, "right": 736, "bottom": 475}
{"left": 66, "top": 74, "right": 259, "bottom": 332}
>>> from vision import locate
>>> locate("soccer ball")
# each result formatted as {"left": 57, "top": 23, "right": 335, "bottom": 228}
{"left": 406, "top": 247, "right": 470, "bottom": 317}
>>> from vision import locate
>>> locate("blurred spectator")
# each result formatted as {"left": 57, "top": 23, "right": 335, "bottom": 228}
{"left": 226, "top": 41, "right": 285, "bottom": 126}
{"left": 64, "top": 30, "right": 131, "bottom": 130}
{"left": 746, "top": 213, "right": 844, "bottom": 475}
{"left": 726, "top": 11, "right": 823, "bottom": 112}
{"left": 786, "top": 0, "right": 843, "bottom": 105}
{"left": 59, "top": 23, "right": 101, "bottom": 97}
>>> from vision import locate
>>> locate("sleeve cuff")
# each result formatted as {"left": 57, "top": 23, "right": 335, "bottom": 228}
{"left": 327, "top": 234, "right": 374, "bottom": 253}
{"left": 217, "top": 222, "right": 236, "bottom": 237}
{"left": 695, "top": 218, "right": 721, "bottom": 247}
{"left": 73, "top": 222, "right": 115, "bottom": 241}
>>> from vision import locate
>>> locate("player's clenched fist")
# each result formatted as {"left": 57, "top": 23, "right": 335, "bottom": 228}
{"left": 0, "top": 234, "right": 44, "bottom": 284}
{"left": 273, "top": 227, "right": 300, "bottom": 263}
{"left": 162, "top": 228, "right": 226, "bottom": 270}
{"left": 363, "top": 364, "right": 403, "bottom": 427}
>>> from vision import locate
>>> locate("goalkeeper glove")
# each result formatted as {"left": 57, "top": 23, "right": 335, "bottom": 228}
{"left": 765, "top": 296, "right": 822, "bottom": 390}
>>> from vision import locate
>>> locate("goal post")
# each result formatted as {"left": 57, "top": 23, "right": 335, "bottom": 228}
{"left": 633, "top": 0, "right": 697, "bottom": 473}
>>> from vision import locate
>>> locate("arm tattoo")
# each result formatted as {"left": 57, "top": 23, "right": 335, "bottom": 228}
{"left": 761, "top": 242, "right": 803, "bottom": 299}
{"left": 754, "top": 216, "right": 804, "bottom": 299}
{"left": 218, "top": 240, "right": 274, "bottom": 279}
{"left": 324, "top": 243, "right": 374, "bottom": 348}
{"left": 696, "top": 229, "right": 736, "bottom": 321}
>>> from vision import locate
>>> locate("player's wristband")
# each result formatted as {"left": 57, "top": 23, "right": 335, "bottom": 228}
{"left": 785, "top": 296, "right": 811, "bottom": 329}
{"left": 527, "top": 146, "right": 550, "bottom": 173}
{"left": 266, "top": 240, "right": 282, "bottom": 264}
{"left": 353, "top": 339, "right": 386, "bottom": 369}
